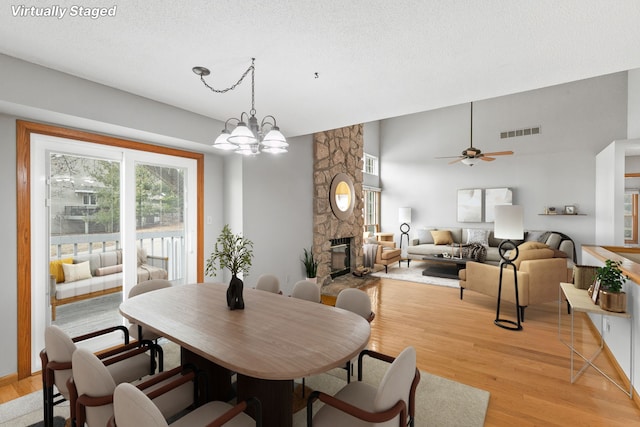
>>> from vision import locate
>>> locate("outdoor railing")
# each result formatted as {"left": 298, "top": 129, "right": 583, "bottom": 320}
{"left": 50, "top": 231, "right": 184, "bottom": 281}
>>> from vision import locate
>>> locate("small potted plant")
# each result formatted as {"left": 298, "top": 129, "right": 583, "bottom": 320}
{"left": 594, "top": 259, "right": 628, "bottom": 312}
{"left": 205, "top": 224, "right": 253, "bottom": 310}
{"left": 301, "top": 248, "right": 318, "bottom": 283}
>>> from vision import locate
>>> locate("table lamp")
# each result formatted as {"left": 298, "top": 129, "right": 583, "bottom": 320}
{"left": 494, "top": 205, "right": 524, "bottom": 331}
{"left": 399, "top": 207, "right": 412, "bottom": 250}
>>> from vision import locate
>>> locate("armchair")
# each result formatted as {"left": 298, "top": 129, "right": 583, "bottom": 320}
{"left": 459, "top": 247, "right": 572, "bottom": 320}
{"left": 307, "top": 346, "right": 420, "bottom": 427}
{"left": 70, "top": 347, "right": 197, "bottom": 427}
{"left": 40, "top": 325, "right": 160, "bottom": 427}
{"left": 375, "top": 241, "right": 402, "bottom": 273}
{"left": 110, "top": 382, "right": 261, "bottom": 427}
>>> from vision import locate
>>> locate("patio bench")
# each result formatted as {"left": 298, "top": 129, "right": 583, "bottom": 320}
{"left": 49, "top": 248, "right": 167, "bottom": 320}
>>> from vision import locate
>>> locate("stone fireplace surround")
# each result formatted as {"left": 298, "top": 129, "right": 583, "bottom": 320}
{"left": 313, "top": 124, "right": 365, "bottom": 286}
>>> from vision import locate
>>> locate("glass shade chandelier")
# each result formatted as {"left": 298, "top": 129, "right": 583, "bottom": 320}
{"left": 192, "top": 58, "right": 288, "bottom": 155}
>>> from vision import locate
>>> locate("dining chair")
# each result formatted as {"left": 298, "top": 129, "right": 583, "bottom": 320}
{"left": 307, "top": 346, "right": 420, "bottom": 427}
{"left": 40, "top": 324, "right": 160, "bottom": 427}
{"left": 255, "top": 274, "right": 282, "bottom": 294}
{"left": 128, "top": 278, "right": 172, "bottom": 342}
{"left": 109, "top": 382, "right": 262, "bottom": 427}
{"left": 335, "top": 288, "right": 375, "bottom": 382}
{"left": 70, "top": 347, "right": 198, "bottom": 427}
{"left": 291, "top": 279, "right": 321, "bottom": 302}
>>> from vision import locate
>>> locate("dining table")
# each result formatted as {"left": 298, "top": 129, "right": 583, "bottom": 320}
{"left": 119, "top": 282, "right": 371, "bottom": 427}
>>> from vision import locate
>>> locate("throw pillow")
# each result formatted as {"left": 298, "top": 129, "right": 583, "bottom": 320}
{"left": 416, "top": 228, "right": 435, "bottom": 244}
{"left": 62, "top": 261, "right": 93, "bottom": 283}
{"left": 518, "top": 241, "right": 549, "bottom": 251}
{"left": 466, "top": 229, "right": 489, "bottom": 246}
{"left": 49, "top": 257, "right": 73, "bottom": 283}
{"left": 431, "top": 230, "right": 453, "bottom": 245}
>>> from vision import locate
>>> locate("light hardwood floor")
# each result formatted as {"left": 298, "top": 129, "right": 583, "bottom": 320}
{"left": 2, "top": 277, "right": 639, "bottom": 426}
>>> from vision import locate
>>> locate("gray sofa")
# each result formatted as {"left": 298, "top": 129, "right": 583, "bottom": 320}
{"left": 407, "top": 228, "right": 576, "bottom": 264}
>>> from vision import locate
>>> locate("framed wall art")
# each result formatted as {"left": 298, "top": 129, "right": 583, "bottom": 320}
{"left": 457, "top": 188, "right": 483, "bottom": 222}
{"left": 485, "top": 188, "right": 513, "bottom": 222}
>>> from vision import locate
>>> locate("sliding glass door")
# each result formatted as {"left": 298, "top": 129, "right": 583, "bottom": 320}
{"left": 31, "top": 134, "right": 197, "bottom": 370}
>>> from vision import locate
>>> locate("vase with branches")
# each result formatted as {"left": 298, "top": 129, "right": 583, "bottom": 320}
{"left": 205, "top": 224, "right": 254, "bottom": 310}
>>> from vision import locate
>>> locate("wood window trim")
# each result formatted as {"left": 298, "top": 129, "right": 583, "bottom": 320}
{"left": 16, "top": 120, "right": 205, "bottom": 379}
{"left": 624, "top": 192, "right": 638, "bottom": 245}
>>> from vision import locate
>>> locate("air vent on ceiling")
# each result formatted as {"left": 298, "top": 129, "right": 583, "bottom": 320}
{"left": 500, "top": 126, "right": 541, "bottom": 139}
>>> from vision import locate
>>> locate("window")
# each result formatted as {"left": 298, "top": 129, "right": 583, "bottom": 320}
{"left": 624, "top": 192, "right": 638, "bottom": 244}
{"left": 83, "top": 193, "right": 97, "bottom": 205}
{"left": 363, "top": 153, "right": 379, "bottom": 176}
{"left": 363, "top": 186, "right": 380, "bottom": 234}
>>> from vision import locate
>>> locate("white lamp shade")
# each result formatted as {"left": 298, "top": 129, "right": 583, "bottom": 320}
{"left": 399, "top": 207, "right": 412, "bottom": 224}
{"left": 494, "top": 205, "right": 523, "bottom": 240}
{"left": 461, "top": 158, "right": 479, "bottom": 166}
{"left": 227, "top": 123, "right": 258, "bottom": 145}
{"left": 261, "top": 128, "right": 288, "bottom": 148}
{"left": 212, "top": 130, "right": 237, "bottom": 150}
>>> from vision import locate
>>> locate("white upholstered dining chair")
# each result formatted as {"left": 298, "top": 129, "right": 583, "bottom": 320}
{"left": 40, "top": 325, "right": 159, "bottom": 427}
{"left": 307, "top": 346, "right": 420, "bottom": 427}
{"left": 335, "top": 288, "right": 375, "bottom": 382}
{"left": 127, "top": 278, "right": 172, "bottom": 342}
{"left": 110, "top": 380, "right": 262, "bottom": 426}
{"left": 70, "top": 347, "right": 195, "bottom": 427}
{"left": 255, "top": 274, "right": 282, "bottom": 294}
{"left": 291, "top": 279, "right": 321, "bottom": 302}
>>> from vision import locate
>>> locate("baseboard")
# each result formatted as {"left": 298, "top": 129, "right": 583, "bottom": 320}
{"left": 0, "top": 372, "right": 18, "bottom": 387}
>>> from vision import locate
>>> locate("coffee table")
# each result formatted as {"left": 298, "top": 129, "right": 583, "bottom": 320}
{"left": 421, "top": 255, "right": 470, "bottom": 279}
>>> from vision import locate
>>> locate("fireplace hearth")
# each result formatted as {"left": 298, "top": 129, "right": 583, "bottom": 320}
{"left": 329, "top": 237, "right": 352, "bottom": 278}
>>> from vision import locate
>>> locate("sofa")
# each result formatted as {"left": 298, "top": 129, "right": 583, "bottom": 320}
{"left": 407, "top": 227, "right": 576, "bottom": 264}
{"left": 49, "top": 247, "right": 168, "bottom": 320}
{"left": 458, "top": 242, "right": 574, "bottom": 320}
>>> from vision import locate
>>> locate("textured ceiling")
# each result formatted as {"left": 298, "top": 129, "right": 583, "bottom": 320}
{"left": 1, "top": 1, "right": 640, "bottom": 138}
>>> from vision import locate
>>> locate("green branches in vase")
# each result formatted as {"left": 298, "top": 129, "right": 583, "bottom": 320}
{"left": 205, "top": 224, "right": 253, "bottom": 310}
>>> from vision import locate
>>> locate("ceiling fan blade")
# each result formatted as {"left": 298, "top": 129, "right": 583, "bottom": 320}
{"left": 480, "top": 156, "right": 496, "bottom": 161}
{"left": 481, "top": 151, "right": 514, "bottom": 157}
{"left": 449, "top": 158, "right": 464, "bottom": 165}
{"left": 435, "top": 155, "right": 464, "bottom": 159}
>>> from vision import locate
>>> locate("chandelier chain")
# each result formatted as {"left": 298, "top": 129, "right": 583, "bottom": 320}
{"left": 199, "top": 58, "right": 255, "bottom": 95}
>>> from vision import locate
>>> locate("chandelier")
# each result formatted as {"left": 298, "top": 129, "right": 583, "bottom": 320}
{"left": 192, "top": 58, "right": 288, "bottom": 155}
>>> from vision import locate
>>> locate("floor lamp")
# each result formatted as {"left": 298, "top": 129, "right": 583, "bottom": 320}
{"left": 398, "top": 207, "right": 411, "bottom": 250}
{"left": 494, "top": 205, "right": 524, "bottom": 331}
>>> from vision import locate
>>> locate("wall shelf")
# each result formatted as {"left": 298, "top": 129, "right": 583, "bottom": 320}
{"left": 538, "top": 213, "right": 586, "bottom": 216}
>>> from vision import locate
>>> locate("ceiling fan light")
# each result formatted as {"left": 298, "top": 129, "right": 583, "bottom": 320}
{"left": 461, "top": 158, "right": 478, "bottom": 166}
{"left": 227, "top": 122, "right": 258, "bottom": 145}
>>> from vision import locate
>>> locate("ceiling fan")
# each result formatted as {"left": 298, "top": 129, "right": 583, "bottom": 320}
{"left": 437, "top": 102, "right": 514, "bottom": 166}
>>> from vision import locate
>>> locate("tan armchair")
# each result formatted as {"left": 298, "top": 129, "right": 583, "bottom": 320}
{"left": 376, "top": 241, "right": 402, "bottom": 273}
{"left": 459, "top": 248, "right": 572, "bottom": 320}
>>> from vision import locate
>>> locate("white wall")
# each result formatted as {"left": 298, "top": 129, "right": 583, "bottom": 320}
{"left": 241, "top": 134, "right": 313, "bottom": 296}
{"left": 629, "top": 69, "right": 640, "bottom": 139}
{"left": 378, "top": 72, "right": 629, "bottom": 260}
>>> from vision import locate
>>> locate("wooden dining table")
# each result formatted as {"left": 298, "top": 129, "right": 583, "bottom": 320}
{"left": 119, "top": 282, "right": 371, "bottom": 427}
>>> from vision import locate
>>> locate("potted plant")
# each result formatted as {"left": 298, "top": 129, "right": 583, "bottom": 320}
{"left": 205, "top": 224, "right": 253, "bottom": 310}
{"left": 594, "top": 259, "right": 628, "bottom": 312}
{"left": 301, "top": 248, "right": 318, "bottom": 283}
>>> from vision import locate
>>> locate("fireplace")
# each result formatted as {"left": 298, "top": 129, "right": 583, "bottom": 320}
{"left": 329, "top": 237, "right": 352, "bottom": 278}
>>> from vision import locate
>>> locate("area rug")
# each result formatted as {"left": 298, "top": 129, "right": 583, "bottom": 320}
{"left": 1, "top": 342, "right": 489, "bottom": 427}
{"left": 371, "top": 263, "right": 461, "bottom": 288}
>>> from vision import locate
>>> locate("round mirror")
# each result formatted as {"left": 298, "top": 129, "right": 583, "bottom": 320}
{"left": 330, "top": 173, "right": 355, "bottom": 220}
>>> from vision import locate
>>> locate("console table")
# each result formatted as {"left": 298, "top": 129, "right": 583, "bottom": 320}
{"left": 558, "top": 283, "right": 633, "bottom": 398}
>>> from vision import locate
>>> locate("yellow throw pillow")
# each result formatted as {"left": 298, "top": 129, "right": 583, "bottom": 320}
{"left": 62, "top": 261, "right": 93, "bottom": 283}
{"left": 431, "top": 230, "right": 453, "bottom": 245}
{"left": 49, "top": 258, "right": 73, "bottom": 283}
